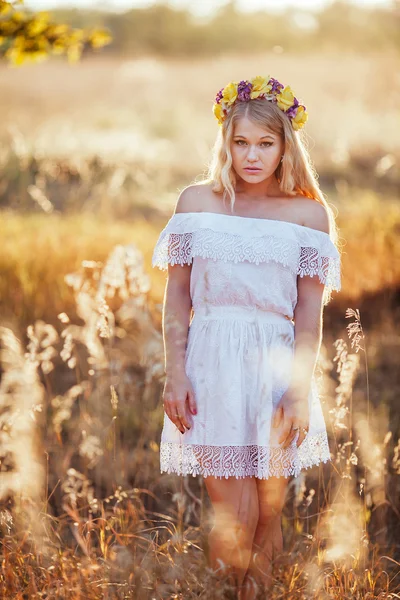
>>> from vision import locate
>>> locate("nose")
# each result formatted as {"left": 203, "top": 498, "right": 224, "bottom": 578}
{"left": 247, "top": 145, "right": 259, "bottom": 161}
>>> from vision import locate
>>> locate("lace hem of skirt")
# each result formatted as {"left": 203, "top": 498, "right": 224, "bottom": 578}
{"left": 160, "top": 430, "right": 331, "bottom": 480}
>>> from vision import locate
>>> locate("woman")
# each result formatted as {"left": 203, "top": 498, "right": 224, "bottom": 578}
{"left": 152, "top": 75, "right": 341, "bottom": 598}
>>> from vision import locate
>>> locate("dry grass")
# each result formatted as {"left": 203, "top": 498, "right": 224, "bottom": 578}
{"left": 0, "top": 247, "right": 400, "bottom": 598}
{"left": 0, "top": 211, "right": 162, "bottom": 330}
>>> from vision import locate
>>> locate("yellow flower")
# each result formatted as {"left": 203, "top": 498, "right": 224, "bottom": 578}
{"left": 222, "top": 82, "right": 238, "bottom": 106}
{"left": 250, "top": 75, "right": 272, "bottom": 99}
{"left": 89, "top": 29, "right": 113, "bottom": 49}
{"left": 276, "top": 85, "right": 296, "bottom": 112}
{"left": 213, "top": 102, "right": 224, "bottom": 123}
{"left": 27, "top": 12, "right": 50, "bottom": 37}
{"left": 292, "top": 106, "right": 308, "bottom": 130}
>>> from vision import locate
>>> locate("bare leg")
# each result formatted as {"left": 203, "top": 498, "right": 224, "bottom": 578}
{"left": 239, "top": 475, "right": 290, "bottom": 599}
{"left": 203, "top": 475, "right": 259, "bottom": 592}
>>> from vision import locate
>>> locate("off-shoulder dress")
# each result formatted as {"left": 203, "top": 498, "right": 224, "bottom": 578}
{"left": 152, "top": 211, "right": 341, "bottom": 480}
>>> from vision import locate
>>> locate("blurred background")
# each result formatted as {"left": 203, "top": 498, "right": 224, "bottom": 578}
{"left": 1, "top": 0, "right": 400, "bottom": 597}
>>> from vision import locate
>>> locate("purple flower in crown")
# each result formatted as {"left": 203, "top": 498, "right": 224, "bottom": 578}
{"left": 237, "top": 80, "right": 253, "bottom": 102}
{"left": 286, "top": 97, "right": 300, "bottom": 119}
{"left": 215, "top": 88, "right": 224, "bottom": 104}
{"left": 269, "top": 78, "right": 284, "bottom": 94}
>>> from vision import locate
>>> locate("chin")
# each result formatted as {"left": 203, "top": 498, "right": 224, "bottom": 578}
{"left": 241, "top": 171, "right": 265, "bottom": 181}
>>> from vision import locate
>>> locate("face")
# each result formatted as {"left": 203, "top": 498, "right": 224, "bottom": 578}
{"left": 230, "top": 115, "right": 284, "bottom": 183}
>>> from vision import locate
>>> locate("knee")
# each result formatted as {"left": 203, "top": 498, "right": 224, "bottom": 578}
{"left": 235, "top": 511, "right": 259, "bottom": 545}
{"left": 258, "top": 493, "right": 285, "bottom": 524}
{"left": 255, "top": 476, "right": 289, "bottom": 521}
{"left": 211, "top": 506, "right": 259, "bottom": 548}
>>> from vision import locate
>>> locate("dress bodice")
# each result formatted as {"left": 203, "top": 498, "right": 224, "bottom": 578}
{"left": 152, "top": 211, "right": 341, "bottom": 318}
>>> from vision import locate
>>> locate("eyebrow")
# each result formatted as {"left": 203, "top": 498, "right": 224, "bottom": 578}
{"left": 233, "top": 134, "right": 275, "bottom": 140}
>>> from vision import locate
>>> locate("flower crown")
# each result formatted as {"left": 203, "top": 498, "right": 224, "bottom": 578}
{"left": 212, "top": 75, "right": 308, "bottom": 131}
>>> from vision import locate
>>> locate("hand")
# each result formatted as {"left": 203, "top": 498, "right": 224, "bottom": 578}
{"left": 162, "top": 371, "right": 197, "bottom": 434}
{"left": 272, "top": 388, "right": 309, "bottom": 449}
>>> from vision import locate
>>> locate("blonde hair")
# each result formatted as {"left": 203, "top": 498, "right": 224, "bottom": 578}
{"left": 198, "top": 98, "right": 340, "bottom": 247}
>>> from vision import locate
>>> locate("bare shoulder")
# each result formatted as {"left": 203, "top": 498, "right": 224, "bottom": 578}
{"left": 296, "top": 197, "right": 330, "bottom": 234}
{"left": 174, "top": 182, "right": 215, "bottom": 215}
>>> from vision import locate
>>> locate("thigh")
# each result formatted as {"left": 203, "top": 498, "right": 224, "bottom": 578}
{"left": 204, "top": 476, "right": 260, "bottom": 530}
{"left": 255, "top": 475, "right": 290, "bottom": 521}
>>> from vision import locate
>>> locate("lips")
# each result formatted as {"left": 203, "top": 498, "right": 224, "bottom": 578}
{"left": 244, "top": 167, "right": 261, "bottom": 171}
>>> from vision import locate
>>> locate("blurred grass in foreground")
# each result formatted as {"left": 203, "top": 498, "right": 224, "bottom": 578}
{"left": 0, "top": 242, "right": 399, "bottom": 597}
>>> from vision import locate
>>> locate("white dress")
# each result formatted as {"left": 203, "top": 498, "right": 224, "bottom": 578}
{"left": 152, "top": 211, "right": 341, "bottom": 480}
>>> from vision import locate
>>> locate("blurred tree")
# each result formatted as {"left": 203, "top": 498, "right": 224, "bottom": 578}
{"left": 90, "top": 1, "right": 400, "bottom": 58}
{"left": 0, "top": 0, "right": 112, "bottom": 65}
{"left": 105, "top": 5, "right": 198, "bottom": 56}
{"left": 315, "top": 0, "right": 400, "bottom": 53}
{"left": 0, "top": 0, "right": 397, "bottom": 63}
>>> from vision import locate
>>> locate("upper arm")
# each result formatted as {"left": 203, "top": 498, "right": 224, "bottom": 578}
{"left": 296, "top": 201, "right": 331, "bottom": 309}
{"left": 167, "top": 184, "right": 206, "bottom": 292}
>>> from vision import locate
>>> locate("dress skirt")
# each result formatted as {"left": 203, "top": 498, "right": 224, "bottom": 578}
{"left": 160, "top": 304, "right": 331, "bottom": 480}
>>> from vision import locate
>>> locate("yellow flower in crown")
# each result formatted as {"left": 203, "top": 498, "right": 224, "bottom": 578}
{"left": 222, "top": 82, "right": 238, "bottom": 106}
{"left": 276, "top": 85, "right": 296, "bottom": 112}
{"left": 213, "top": 102, "right": 224, "bottom": 122}
{"left": 250, "top": 75, "right": 272, "bottom": 99}
{"left": 292, "top": 105, "right": 308, "bottom": 130}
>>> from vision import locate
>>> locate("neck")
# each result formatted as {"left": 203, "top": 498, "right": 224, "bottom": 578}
{"left": 235, "top": 174, "right": 281, "bottom": 199}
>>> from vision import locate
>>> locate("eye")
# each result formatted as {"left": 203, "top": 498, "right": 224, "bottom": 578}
{"left": 234, "top": 140, "right": 273, "bottom": 147}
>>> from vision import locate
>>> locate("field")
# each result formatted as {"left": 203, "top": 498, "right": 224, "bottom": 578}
{"left": 1, "top": 48, "right": 400, "bottom": 598}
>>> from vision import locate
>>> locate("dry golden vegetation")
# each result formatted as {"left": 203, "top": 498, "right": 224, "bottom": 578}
{"left": 1, "top": 248, "right": 399, "bottom": 598}
{"left": 0, "top": 47, "right": 400, "bottom": 598}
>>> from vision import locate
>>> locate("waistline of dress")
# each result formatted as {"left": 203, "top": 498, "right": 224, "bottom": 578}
{"left": 191, "top": 305, "right": 294, "bottom": 325}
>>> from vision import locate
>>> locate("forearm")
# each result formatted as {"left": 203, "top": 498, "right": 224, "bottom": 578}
{"left": 289, "top": 300, "right": 323, "bottom": 400}
{"left": 162, "top": 280, "right": 192, "bottom": 377}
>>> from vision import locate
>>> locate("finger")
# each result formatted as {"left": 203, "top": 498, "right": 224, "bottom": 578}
{"left": 281, "top": 418, "right": 301, "bottom": 449}
{"left": 289, "top": 421, "right": 304, "bottom": 447}
{"left": 175, "top": 404, "right": 191, "bottom": 432}
{"left": 282, "top": 425, "right": 297, "bottom": 449}
{"left": 296, "top": 430, "right": 306, "bottom": 448}
{"left": 296, "top": 424, "right": 309, "bottom": 448}
{"left": 165, "top": 402, "right": 184, "bottom": 433}
{"left": 272, "top": 405, "right": 283, "bottom": 429}
{"left": 287, "top": 426, "right": 300, "bottom": 449}
{"left": 176, "top": 416, "right": 186, "bottom": 434}
{"left": 174, "top": 412, "right": 185, "bottom": 434}
{"left": 180, "top": 410, "right": 192, "bottom": 431}
{"left": 278, "top": 417, "right": 292, "bottom": 447}
{"left": 163, "top": 400, "right": 174, "bottom": 423}
{"left": 187, "top": 388, "right": 197, "bottom": 416}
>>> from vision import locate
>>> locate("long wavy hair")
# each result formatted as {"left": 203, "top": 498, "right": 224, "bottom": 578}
{"left": 197, "top": 98, "right": 340, "bottom": 248}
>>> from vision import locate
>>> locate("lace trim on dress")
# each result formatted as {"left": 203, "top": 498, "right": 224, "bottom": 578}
{"left": 152, "top": 213, "right": 341, "bottom": 296}
{"left": 160, "top": 430, "right": 331, "bottom": 480}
